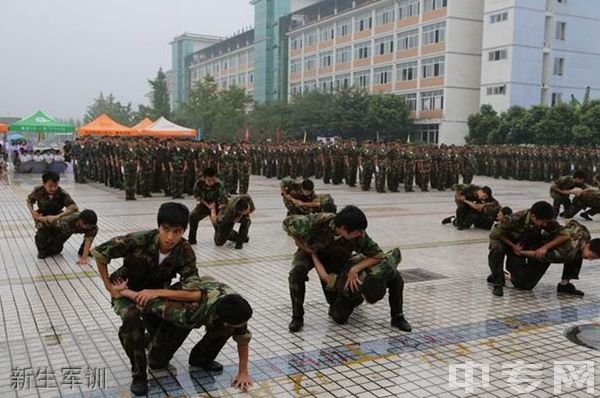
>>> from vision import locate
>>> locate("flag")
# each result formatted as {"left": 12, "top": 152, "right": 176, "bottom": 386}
{"left": 303, "top": 131, "right": 307, "bottom": 144}
{"left": 244, "top": 127, "right": 250, "bottom": 142}
{"left": 275, "top": 128, "right": 281, "bottom": 144}
{"left": 376, "top": 131, "right": 380, "bottom": 143}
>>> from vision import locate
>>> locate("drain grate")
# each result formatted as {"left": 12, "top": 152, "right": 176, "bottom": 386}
{"left": 400, "top": 268, "right": 448, "bottom": 284}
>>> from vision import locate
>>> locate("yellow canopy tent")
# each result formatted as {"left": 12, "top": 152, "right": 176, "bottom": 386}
{"left": 131, "top": 117, "right": 154, "bottom": 133}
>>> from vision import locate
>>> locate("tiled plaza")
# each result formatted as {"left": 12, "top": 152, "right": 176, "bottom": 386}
{"left": 1, "top": 172, "right": 599, "bottom": 397}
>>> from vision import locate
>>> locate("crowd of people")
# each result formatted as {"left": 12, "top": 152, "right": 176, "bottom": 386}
{"left": 18, "top": 134, "right": 600, "bottom": 396}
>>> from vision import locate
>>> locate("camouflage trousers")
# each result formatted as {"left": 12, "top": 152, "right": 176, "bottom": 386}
{"left": 550, "top": 191, "right": 572, "bottom": 217}
{"left": 564, "top": 196, "right": 600, "bottom": 219}
{"left": 330, "top": 249, "right": 405, "bottom": 324}
{"left": 139, "top": 161, "right": 153, "bottom": 197}
{"left": 170, "top": 166, "right": 185, "bottom": 198}
{"left": 387, "top": 167, "right": 399, "bottom": 192}
{"left": 214, "top": 217, "right": 251, "bottom": 246}
{"left": 111, "top": 298, "right": 149, "bottom": 381}
{"left": 123, "top": 163, "right": 137, "bottom": 200}
{"left": 35, "top": 228, "right": 82, "bottom": 257}
{"left": 188, "top": 204, "right": 212, "bottom": 243}
{"left": 238, "top": 169, "right": 250, "bottom": 194}
{"left": 505, "top": 251, "right": 581, "bottom": 291}
{"left": 359, "top": 165, "right": 373, "bottom": 191}
{"left": 346, "top": 163, "right": 358, "bottom": 187}
{"left": 375, "top": 166, "right": 386, "bottom": 193}
{"left": 404, "top": 164, "right": 414, "bottom": 192}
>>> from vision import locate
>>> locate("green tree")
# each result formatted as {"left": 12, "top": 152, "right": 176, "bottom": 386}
{"left": 247, "top": 101, "right": 291, "bottom": 142}
{"left": 289, "top": 90, "right": 335, "bottom": 138}
{"left": 181, "top": 76, "right": 219, "bottom": 134}
{"left": 332, "top": 87, "right": 370, "bottom": 139}
{"left": 147, "top": 67, "right": 171, "bottom": 119}
{"left": 572, "top": 125, "right": 594, "bottom": 146}
{"left": 580, "top": 103, "right": 600, "bottom": 145}
{"left": 211, "top": 86, "right": 252, "bottom": 141}
{"left": 466, "top": 105, "right": 499, "bottom": 144}
{"left": 84, "top": 92, "right": 135, "bottom": 126}
{"left": 532, "top": 103, "right": 577, "bottom": 145}
{"left": 366, "top": 94, "right": 412, "bottom": 142}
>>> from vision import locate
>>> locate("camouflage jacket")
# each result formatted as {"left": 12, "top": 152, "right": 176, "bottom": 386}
{"left": 27, "top": 186, "right": 78, "bottom": 217}
{"left": 54, "top": 212, "right": 98, "bottom": 241}
{"left": 489, "top": 210, "right": 567, "bottom": 243}
{"left": 216, "top": 194, "right": 255, "bottom": 226}
{"left": 283, "top": 213, "right": 384, "bottom": 269}
{"left": 91, "top": 229, "right": 202, "bottom": 292}
{"left": 280, "top": 178, "right": 317, "bottom": 214}
{"left": 192, "top": 179, "right": 228, "bottom": 207}
{"left": 551, "top": 220, "right": 591, "bottom": 262}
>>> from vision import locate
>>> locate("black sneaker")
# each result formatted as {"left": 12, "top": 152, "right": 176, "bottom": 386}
{"left": 492, "top": 286, "right": 504, "bottom": 297}
{"left": 442, "top": 216, "right": 455, "bottom": 225}
{"left": 200, "top": 360, "right": 223, "bottom": 372}
{"left": 288, "top": 317, "right": 304, "bottom": 333}
{"left": 486, "top": 274, "right": 493, "bottom": 283}
{"left": 391, "top": 316, "right": 412, "bottom": 332}
{"left": 557, "top": 283, "right": 584, "bottom": 297}
{"left": 235, "top": 242, "right": 243, "bottom": 250}
{"left": 37, "top": 253, "right": 47, "bottom": 259}
{"left": 580, "top": 212, "right": 593, "bottom": 221}
{"left": 130, "top": 377, "right": 148, "bottom": 396}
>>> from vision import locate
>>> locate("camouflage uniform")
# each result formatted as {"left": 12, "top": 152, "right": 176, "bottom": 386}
{"left": 27, "top": 185, "right": 78, "bottom": 233}
{"left": 550, "top": 175, "right": 587, "bottom": 217}
{"left": 403, "top": 149, "right": 415, "bottom": 192}
{"left": 188, "top": 178, "right": 228, "bottom": 243}
{"left": 214, "top": 195, "right": 255, "bottom": 246}
{"left": 35, "top": 211, "right": 97, "bottom": 258}
{"left": 325, "top": 248, "right": 406, "bottom": 324}
{"left": 488, "top": 209, "right": 568, "bottom": 288}
{"left": 453, "top": 184, "right": 500, "bottom": 230}
{"left": 282, "top": 213, "right": 384, "bottom": 321}
{"left": 564, "top": 189, "right": 600, "bottom": 218}
{"left": 359, "top": 145, "right": 375, "bottom": 191}
{"left": 237, "top": 147, "right": 251, "bottom": 194}
{"left": 374, "top": 146, "right": 387, "bottom": 193}
{"left": 506, "top": 220, "right": 589, "bottom": 290}
{"left": 91, "top": 230, "right": 201, "bottom": 384}
{"left": 142, "top": 276, "right": 252, "bottom": 367}
{"left": 280, "top": 178, "right": 317, "bottom": 216}
{"left": 123, "top": 147, "right": 138, "bottom": 201}
{"left": 170, "top": 147, "right": 186, "bottom": 198}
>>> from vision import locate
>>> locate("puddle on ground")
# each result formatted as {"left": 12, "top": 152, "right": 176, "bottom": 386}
{"left": 565, "top": 324, "right": 600, "bottom": 350}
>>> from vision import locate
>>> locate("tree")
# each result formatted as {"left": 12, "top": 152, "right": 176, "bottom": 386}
{"left": 148, "top": 67, "right": 171, "bottom": 119}
{"left": 580, "top": 103, "right": 600, "bottom": 145}
{"left": 181, "top": 76, "right": 219, "bottom": 134}
{"left": 211, "top": 85, "right": 252, "bottom": 141}
{"left": 532, "top": 103, "right": 577, "bottom": 145}
{"left": 289, "top": 90, "right": 335, "bottom": 138}
{"left": 247, "top": 101, "right": 291, "bottom": 142}
{"left": 572, "top": 125, "right": 594, "bottom": 146}
{"left": 366, "top": 94, "right": 412, "bottom": 142}
{"left": 84, "top": 92, "right": 135, "bottom": 126}
{"left": 466, "top": 105, "right": 499, "bottom": 144}
{"left": 332, "top": 87, "right": 370, "bottom": 139}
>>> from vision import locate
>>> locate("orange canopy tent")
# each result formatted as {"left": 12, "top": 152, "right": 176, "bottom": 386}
{"left": 131, "top": 117, "right": 153, "bottom": 133}
{"left": 77, "top": 114, "right": 133, "bottom": 136}
{"left": 139, "top": 117, "right": 196, "bottom": 138}
{"left": 0, "top": 123, "right": 8, "bottom": 133}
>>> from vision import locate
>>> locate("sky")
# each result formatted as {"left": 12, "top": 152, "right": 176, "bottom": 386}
{"left": 0, "top": 0, "right": 254, "bottom": 120}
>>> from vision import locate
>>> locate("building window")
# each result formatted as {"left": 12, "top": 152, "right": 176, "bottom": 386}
{"left": 248, "top": 51, "right": 253, "bottom": 64}
{"left": 290, "top": 83, "right": 302, "bottom": 96}
{"left": 415, "top": 124, "right": 439, "bottom": 143}
{"left": 304, "top": 56, "right": 317, "bottom": 71}
{"left": 355, "top": 41, "right": 371, "bottom": 60}
{"left": 554, "top": 57, "right": 565, "bottom": 76}
{"left": 399, "top": 0, "right": 420, "bottom": 20}
{"left": 421, "top": 90, "right": 444, "bottom": 111}
{"left": 319, "top": 52, "right": 333, "bottom": 68}
{"left": 335, "top": 74, "right": 351, "bottom": 89}
{"left": 229, "top": 56, "right": 237, "bottom": 69}
{"left": 490, "top": 12, "right": 508, "bottom": 24}
{"left": 422, "top": 56, "right": 445, "bottom": 78}
{"left": 424, "top": 0, "right": 448, "bottom": 12}
{"left": 306, "top": 30, "right": 318, "bottom": 47}
{"left": 422, "top": 22, "right": 446, "bottom": 45}
{"left": 337, "top": 19, "right": 352, "bottom": 37}
{"left": 375, "top": 36, "right": 394, "bottom": 56}
{"left": 488, "top": 49, "right": 508, "bottom": 61}
{"left": 355, "top": 14, "right": 373, "bottom": 32}
{"left": 376, "top": 7, "right": 395, "bottom": 26}
{"left": 397, "top": 29, "right": 419, "bottom": 51}
{"left": 336, "top": 46, "right": 352, "bottom": 64}
{"left": 320, "top": 78, "right": 334, "bottom": 92}
{"left": 238, "top": 74, "right": 246, "bottom": 86}
{"left": 374, "top": 67, "right": 393, "bottom": 85}
{"left": 320, "top": 25, "right": 335, "bottom": 42}
{"left": 557, "top": 0, "right": 567, "bottom": 3}
{"left": 222, "top": 60, "right": 228, "bottom": 71}
{"left": 486, "top": 85, "right": 506, "bottom": 95}
{"left": 402, "top": 93, "right": 418, "bottom": 111}
{"left": 249, "top": 72, "right": 253, "bottom": 83}
{"left": 556, "top": 22, "right": 566, "bottom": 40}
{"left": 290, "top": 59, "right": 302, "bottom": 73}
{"left": 291, "top": 35, "right": 303, "bottom": 50}
{"left": 552, "top": 92, "right": 563, "bottom": 105}
{"left": 304, "top": 80, "right": 317, "bottom": 92}
{"left": 397, "top": 61, "right": 418, "bottom": 81}
{"left": 354, "top": 70, "right": 371, "bottom": 88}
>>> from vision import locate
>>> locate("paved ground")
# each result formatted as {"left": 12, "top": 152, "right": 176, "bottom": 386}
{"left": 1, "top": 172, "right": 599, "bottom": 397}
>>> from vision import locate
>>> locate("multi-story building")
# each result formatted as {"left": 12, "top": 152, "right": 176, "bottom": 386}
{"left": 189, "top": 29, "right": 256, "bottom": 97}
{"left": 169, "top": 33, "right": 223, "bottom": 111}
{"left": 170, "top": 0, "right": 600, "bottom": 144}
{"left": 283, "top": 0, "right": 484, "bottom": 144}
{"left": 480, "top": 0, "right": 600, "bottom": 112}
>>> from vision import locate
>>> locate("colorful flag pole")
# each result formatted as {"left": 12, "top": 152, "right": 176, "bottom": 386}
{"left": 244, "top": 127, "right": 250, "bottom": 142}
{"left": 303, "top": 131, "right": 307, "bottom": 143}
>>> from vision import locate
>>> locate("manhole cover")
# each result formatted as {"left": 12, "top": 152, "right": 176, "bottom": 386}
{"left": 400, "top": 268, "right": 448, "bottom": 283}
{"left": 565, "top": 324, "right": 600, "bottom": 350}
